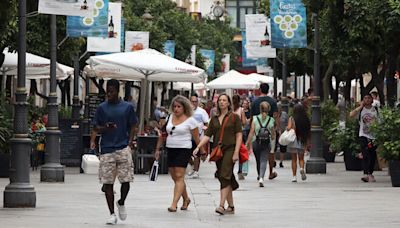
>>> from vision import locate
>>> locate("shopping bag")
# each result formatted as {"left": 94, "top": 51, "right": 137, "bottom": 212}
{"left": 149, "top": 161, "right": 159, "bottom": 181}
{"left": 239, "top": 143, "right": 249, "bottom": 164}
{"left": 279, "top": 129, "right": 296, "bottom": 146}
{"left": 242, "top": 161, "right": 249, "bottom": 176}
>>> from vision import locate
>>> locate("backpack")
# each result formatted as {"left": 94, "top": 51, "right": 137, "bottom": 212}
{"left": 256, "top": 116, "right": 271, "bottom": 144}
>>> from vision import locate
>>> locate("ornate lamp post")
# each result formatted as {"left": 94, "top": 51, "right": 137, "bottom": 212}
{"left": 306, "top": 12, "right": 326, "bottom": 174}
{"left": 40, "top": 15, "right": 65, "bottom": 182}
{"left": 3, "top": 0, "right": 36, "bottom": 207}
{"left": 72, "top": 55, "right": 80, "bottom": 120}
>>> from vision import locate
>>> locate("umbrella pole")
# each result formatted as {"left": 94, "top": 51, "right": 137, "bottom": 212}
{"left": 138, "top": 76, "right": 148, "bottom": 133}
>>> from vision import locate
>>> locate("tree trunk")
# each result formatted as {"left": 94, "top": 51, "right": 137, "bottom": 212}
{"left": 387, "top": 48, "right": 398, "bottom": 107}
{"left": 322, "top": 61, "right": 334, "bottom": 101}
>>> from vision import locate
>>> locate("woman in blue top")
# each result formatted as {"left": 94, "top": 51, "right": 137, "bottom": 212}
{"left": 246, "top": 101, "right": 276, "bottom": 187}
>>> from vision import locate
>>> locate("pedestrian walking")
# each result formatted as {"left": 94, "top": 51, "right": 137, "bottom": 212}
{"left": 238, "top": 97, "right": 252, "bottom": 180}
{"left": 154, "top": 95, "right": 201, "bottom": 212}
{"left": 90, "top": 79, "right": 138, "bottom": 225}
{"left": 250, "top": 83, "right": 279, "bottom": 179}
{"left": 187, "top": 93, "right": 209, "bottom": 179}
{"left": 246, "top": 101, "right": 275, "bottom": 187}
{"left": 193, "top": 94, "right": 242, "bottom": 215}
{"left": 349, "top": 93, "right": 380, "bottom": 182}
{"left": 232, "top": 95, "right": 247, "bottom": 180}
{"left": 286, "top": 104, "right": 311, "bottom": 182}
{"left": 277, "top": 103, "right": 289, "bottom": 168}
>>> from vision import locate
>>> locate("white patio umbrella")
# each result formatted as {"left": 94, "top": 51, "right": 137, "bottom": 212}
{"left": 1, "top": 48, "right": 74, "bottom": 80}
{"left": 207, "top": 70, "right": 263, "bottom": 89}
{"left": 248, "top": 73, "right": 274, "bottom": 84}
{"left": 87, "top": 48, "right": 207, "bottom": 131}
{"left": 172, "top": 82, "right": 206, "bottom": 91}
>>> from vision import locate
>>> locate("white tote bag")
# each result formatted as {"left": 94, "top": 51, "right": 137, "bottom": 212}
{"left": 279, "top": 129, "right": 296, "bottom": 146}
{"left": 149, "top": 161, "right": 159, "bottom": 181}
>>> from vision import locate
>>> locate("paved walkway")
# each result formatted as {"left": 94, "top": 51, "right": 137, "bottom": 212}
{"left": 1, "top": 155, "right": 399, "bottom": 228}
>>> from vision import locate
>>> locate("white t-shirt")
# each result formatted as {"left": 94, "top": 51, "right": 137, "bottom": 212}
{"left": 192, "top": 107, "right": 209, "bottom": 137}
{"left": 166, "top": 115, "right": 198, "bottom": 149}
{"left": 359, "top": 106, "right": 379, "bottom": 139}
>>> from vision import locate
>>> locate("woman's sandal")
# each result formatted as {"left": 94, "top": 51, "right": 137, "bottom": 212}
{"left": 167, "top": 207, "right": 177, "bottom": 212}
{"left": 180, "top": 198, "right": 191, "bottom": 210}
{"left": 225, "top": 205, "right": 235, "bottom": 214}
{"left": 215, "top": 205, "right": 225, "bottom": 215}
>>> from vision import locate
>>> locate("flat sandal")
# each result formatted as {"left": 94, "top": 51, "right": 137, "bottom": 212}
{"left": 225, "top": 206, "right": 235, "bottom": 214}
{"left": 215, "top": 205, "right": 225, "bottom": 215}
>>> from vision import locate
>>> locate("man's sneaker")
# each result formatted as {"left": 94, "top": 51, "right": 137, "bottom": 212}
{"left": 191, "top": 171, "right": 199, "bottom": 179}
{"left": 116, "top": 202, "right": 127, "bottom": 221}
{"left": 279, "top": 162, "right": 284, "bottom": 168}
{"left": 106, "top": 214, "right": 117, "bottom": 225}
{"left": 258, "top": 178, "right": 264, "bottom": 187}
{"left": 368, "top": 174, "right": 376, "bottom": 182}
{"left": 238, "top": 173, "right": 245, "bottom": 180}
{"left": 361, "top": 175, "right": 369, "bottom": 182}
{"left": 186, "top": 171, "right": 194, "bottom": 177}
{"left": 300, "top": 169, "right": 307, "bottom": 181}
{"left": 291, "top": 176, "right": 297, "bottom": 182}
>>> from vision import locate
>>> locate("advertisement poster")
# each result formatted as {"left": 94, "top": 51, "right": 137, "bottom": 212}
{"left": 256, "top": 58, "right": 271, "bottom": 74}
{"left": 67, "top": 0, "right": 109, "bottom": 37}
{"left": 245, "top": 14, "right": 276, "bottom": 58}
{"left": 125, "top": 31, "right": 149, "bottom": 52}
{"left": 270, "top": 0, "right": 307, "bottom": 48}
{"left": 87, "top": 2, "right": 121, "bottom": 53}
{"left": 39, "top": 0, "right": 95, "bottom": 17}
{"left": 221, "top": 54, "right": 230, "bottom": 73}
{"left": 164, "top": 40, "right": 176, "bottom": 58}
{"left": 241, "top": 31, "right": 258, "bottom": 67}
{"left": 199, "top": 49, "right": 215, "bottom": 75}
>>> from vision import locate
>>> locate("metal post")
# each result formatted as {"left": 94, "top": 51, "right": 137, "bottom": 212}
{"left": 281, "top": 49, "right": 289, "bottom": 113}
{"left": 294, "top": 74, "right": 298, "bottom": 98}
{"left": 3, "top": 0, "right": 36, "bottom": 207}
{"left": 40, "top": 15, "right": 65, "bottom": 182}
{"left": 82, "top": 75, "right": 90, "bottom": 134}
{"left": 306, "top": 12, "right": 326, "bottom": 174}
{"left": 72, "top": 55, "right": 80, "bottom": 120}
{"left": 138, "top": 77, "right": 148, "bottom": 133}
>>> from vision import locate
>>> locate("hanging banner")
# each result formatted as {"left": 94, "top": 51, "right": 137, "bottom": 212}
{"left": 199, "top": 49, "right": 215, "bottom": 76}
{"left": 245, "top": 14, "right": 276, "bottom": 58}
{"left": 87, "top": 2, "right": 122, "bottom": 53}
{"left": 164, "top": 40, "right": 176, "bottom": 58}
{"left": 221, "top": 54, "right": 230, "bottom": 73}
{"left": 120, "top": 17, "right": 125, "bottom": 52}
{"left": 125, "top": 31, "right": 149, "bottom": 52}
{"left": 270, "top": 0, "right": 307, "bottom": 48}
{"left": 66, "top": 0, "right": 108, "bottom": 37}
{"left": 241, "top": 31, "right": 258, "bottom": 67}
{"left": 256, "top": 58, "right": 271, "bottom": 74}
{"left": 39, "top": 0, "right": 95, "bottom": 17}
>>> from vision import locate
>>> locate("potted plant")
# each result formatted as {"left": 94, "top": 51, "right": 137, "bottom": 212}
{"left": 321, "top": 100, "right": 339, "bottom": 162}
{"left": 0, "top": 96, "right": 13, "bottom": 177}
{"left": 327, "top": 115, "right": 362, "bottom": 171}
{"left": 370, "top": 107, "right": 400, "bottom": 187}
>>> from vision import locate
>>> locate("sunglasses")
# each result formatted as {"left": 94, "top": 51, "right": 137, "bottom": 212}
{"left": 170, "top": 126, "right": 176, "bottom": 135}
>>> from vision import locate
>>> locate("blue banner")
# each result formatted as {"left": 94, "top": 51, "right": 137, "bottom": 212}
{"left": 241, "top": 31, "right": 258, "bottom": 67}
{"left": 270, "top": 0, "right": 307, "bottom": 48}
{"left": 164, "top": 40, "right": 176, "bottom": 58}
{"left": 199, "top": 49, "right": 215, "bottom": 75}
{"left": 67, "top": 0, "right": 109, "bottom": 37}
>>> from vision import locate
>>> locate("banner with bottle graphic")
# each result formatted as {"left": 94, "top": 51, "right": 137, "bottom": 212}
{"left": 164, "top": 40, "right": 176, "bottom": 58}
{"left": 270, "top": 0, "right": 307, "bottom": 48}
{"left": 125, "top": 32, "right": 149, "bottom": 52}
{"left": 245, "top": 14, "right": 276, "bottom": 58}
{"left": 66, "top": 0, "right": 108, "bottom": 37}
{"left": 87, "top": 2, "right": 121, "bottom": 52}
{"left": 241, "top": 31, "right": 258, "bottom": 67}
{"left": 39, "top": 0, "right": 95, "bottom": 17}
{"left": 199, "top": 49, "right": 215, "bottom": 76}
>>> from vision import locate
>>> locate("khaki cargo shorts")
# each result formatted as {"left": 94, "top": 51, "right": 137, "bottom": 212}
{"left": 99, "top": 146, "right": 134, "bottom": 184}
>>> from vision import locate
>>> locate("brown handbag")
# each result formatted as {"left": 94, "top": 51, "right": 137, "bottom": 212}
{"left": 210, "top": 114, "right": 232, "bottom": 162}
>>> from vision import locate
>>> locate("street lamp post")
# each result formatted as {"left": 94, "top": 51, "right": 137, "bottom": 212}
{"left": 281, "top": 48, "right": 289, "bottom": 113}
{"left": 72, "top": 55, "right": 80, "bottom": 120}
{"left": 40, "top": 15, "right": 65, "bottom": 182}
{"left": 306, "top": 12, "right": 326, "bottom": 174}
{"left": 3, "top": 0, "right": 36, "bottom": 207}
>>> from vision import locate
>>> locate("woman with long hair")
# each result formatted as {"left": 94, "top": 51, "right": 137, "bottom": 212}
{"left": 193, "top": 94, "right": 242, "bottom": 215}
{"left": 155, "top": 95, "right": 201, "bottom": 212}
{"left": 246, "top": 102, "right": 275, "bottom": 187}
{"left": 287, "top": 104, "right": 311, "bottom": 182}
{"left": 232, "top": 94, "right": 247, "bottom": 180}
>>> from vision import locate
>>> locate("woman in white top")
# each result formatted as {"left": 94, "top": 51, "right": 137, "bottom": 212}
{"left": 155, "top": 95, "right": 202, "bottom": 212}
